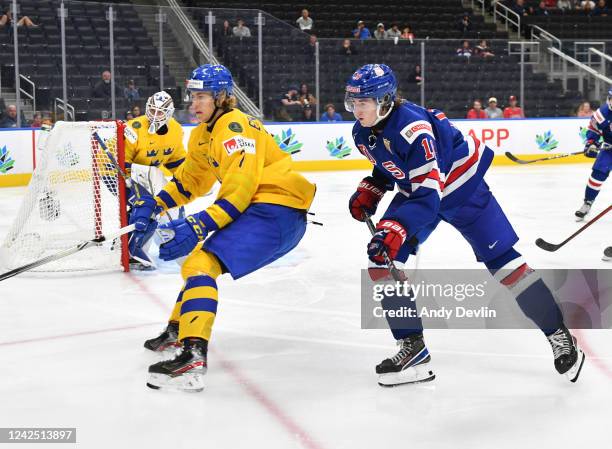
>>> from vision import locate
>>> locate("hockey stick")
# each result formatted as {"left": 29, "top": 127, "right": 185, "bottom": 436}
{"left": 363, "top": 211, "right": 406, "bottom": 282}
{"left": 535, "top": 204, "right": 612, "bottom": 252}
{"left": 505, "top": 150, "right": 584, "bottom": 165}
{"left": 0, "top": 224, "right": 136, "bottom": 282}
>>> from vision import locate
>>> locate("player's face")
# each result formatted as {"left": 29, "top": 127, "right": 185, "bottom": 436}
{"left": 191, "top": 91, "right": 216, "bottom": 123}
{"left": 352, "top": 98, "right": 378, "bottom": 127}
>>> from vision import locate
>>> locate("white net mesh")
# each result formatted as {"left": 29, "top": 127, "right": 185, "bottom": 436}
{"left": 0, "top": 121, "right": 127, "bottom": 272}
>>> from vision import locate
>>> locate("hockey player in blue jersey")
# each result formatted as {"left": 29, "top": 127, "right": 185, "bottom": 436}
{"left": 345, "top": 64, "right": 585, "bottom": 386}
{"left": 575, "top": 88, "right": 612, "bottom": 222}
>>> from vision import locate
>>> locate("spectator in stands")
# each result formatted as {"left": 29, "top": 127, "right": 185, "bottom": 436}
{"left": 408, "top": 64, "right": 423, "bottom": 84}
{"left": 533, "top": 1, "right": 551, "bottom": 15}
{"left": 278, "top": 86, "right": 301, "bottom": 121}
{"left": 302, "top": 104, "right": 316, "bottom": 122}
{"left": 308, "top": 33, "right": 318, "bottom": 51}
{"left": 92, "top": 70, "right": 114, "bottom": 99}
{"left": 386, "top": 24, "right": 401, "bottom": 40}
{"left": 0, "top": 104, "right": 20, "bottom": 128}
{"left": 543, "top": 0, "right": 558, "bottom": 7}
{"left": 577, "top": 0, "right": 595, "bottom": 11}
{"left": 503, "top": 95, "right": 525, "bottom": 118}
{"left": 124, "top": 79, "right": 140, "bottom": 106}
{"left": 296, "top": 9, "right": 313, "bottom": 32}
{"left": 458, "top": 13, "right": 472, "bottom": 33}
{"left": 401, "top": 25, "right": 415, "bottom": 43}
{"left": 593, "top": 0, "right": 609, "bottom": 15}
{"left": 233, "top": 19, "right": 251, "bottom": 38}
{"left": 474, "top": 39, "right": 495, "bottom": 58}
{"left": 339, "top": 39, "right": 357, "bottom": 55}
{"left": 557, "top": 0, "right": 574, "bottom": 10}
{"left": 511, "top": 0, "right": 529, "bottom": 16}
{"left": 576, "top": 101, "right": 593, "bottom": 117}
{"left": 299, "top": 83, "right": 317, "bottom": 108}
{"left": 0, "top": 8, "right": 37, "bottom": 27}
{"left": 456, "top": 40, "right": 473, "bottom": 58}
{"left": 485, "top": 97, "right": 503, "bottom": 118}
{"left": 374, "top": 23, "right": 386, "bottom": 40}
{"left": 220, "top": 20, "right": 232, "bottom": 37}
{"left": 352, "top": 20, "right": 371, "bottom": 39}
{"left": 320, "top": 103, "right": 343, "bottom": 122}
{"left": 467, "top": 100, "right": 487, "bottom": 119}
{"left": 30, "top": 112, "right": 43, "bottom": 128}
{"left": 132, "top": 105, "right": 141, "bottom": 117}
{"left": 126, "top": 110, "right": 135, "bottom": 120}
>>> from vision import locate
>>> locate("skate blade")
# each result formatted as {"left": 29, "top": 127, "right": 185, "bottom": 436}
{"left": 378, "top": 364, "right": 435, "bottom": 387}
{"left": 566, "top": 348, "right": 585, "bottom": 383}
{"left": 575, "top": 216, "right": 585, "bottom": 222}
{"left": 602, "top": 255, "right": 611, "bottom": 262}
{"left": 146, "top": 372, "right": 205, "bottom": 392}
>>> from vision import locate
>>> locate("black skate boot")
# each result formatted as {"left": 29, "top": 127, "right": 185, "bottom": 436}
{"left": 546, "top": 326, "right": 585, "bottom": 383}
{"left": 376, "top": 334, "right": 435, "bottom": 387}
{"left": 146, "top": 338, "right": 208, "bottom": 392}
{"left": 575, "top": 200, "right": 592, "bottom": 221}
{"left": 602, "top": 246, "right": 612, "bottom": 261}
{"left": 144, "top": 321, "right": 180, "bottom": 352}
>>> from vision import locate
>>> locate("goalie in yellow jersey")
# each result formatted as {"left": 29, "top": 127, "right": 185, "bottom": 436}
{"left": 124, "top": 91, "right": 187, "bottom": 270}
{"left": 129, "top": 64, "right": 316, "bottom": 392}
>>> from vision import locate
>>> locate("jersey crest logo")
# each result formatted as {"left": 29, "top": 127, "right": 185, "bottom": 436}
{"left": 146, "top": 149, "right": 158, "bottom": 157}
{"left": 228, "top": 122, "right": 243, "bottom": 133}
{"left": 163, "top": 148, "right": 173, "bottom": 156}
{"left": 132, "top": 121, "right": 141, "bottom": 129}
{"left": 401, "top": 120, "right": 434, "bottom": 144}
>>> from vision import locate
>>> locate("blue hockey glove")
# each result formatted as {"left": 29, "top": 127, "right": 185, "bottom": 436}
{"left": 158, "top": 215, "right": 209, "bottom": 261}
{"left": 583, "top": 140, "right": 600, "bottom": 158}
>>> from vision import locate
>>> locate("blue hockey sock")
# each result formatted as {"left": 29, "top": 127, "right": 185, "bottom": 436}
{"left": 584, "top": 169, "right": 607, "bottom": 202}
{"left": 487, "top": 249, "right": 563, "bottom": 335}
{"left": 380, "top": 286, "right": 423, "bottom": 340}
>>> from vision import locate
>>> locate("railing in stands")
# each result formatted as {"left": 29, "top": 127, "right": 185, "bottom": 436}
{"left": 530, "top": 25, "right": 562, "bottom": 51}
{"left": 164, "top": 0, "right": 262, "bottom": 118}
{"left": 19, "top": 75, "right": 36, "bottom": 115}
{"left": 588, "top": 47, "right": 612, "bottom": 78}
{"left": 547, "top": 47, "right": 612, "bottom": 100}
{"left": 493, "top": 2, "right": 520, "bottom": 38}
{"left": 574, "top": 41, "right": 605, "bottom": 64}
{"left": 54, "top": 98, "right": 75, "bottom": 121}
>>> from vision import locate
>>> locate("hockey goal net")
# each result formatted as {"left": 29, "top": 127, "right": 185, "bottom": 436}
{"left": 0, "top": 121, "right": 129, "bottom": 273}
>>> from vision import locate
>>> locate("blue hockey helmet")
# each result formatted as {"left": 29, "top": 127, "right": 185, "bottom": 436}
{"left": 186, "top": 64, "right": 234, "bottom": 98}
{"left": 345, "top": 64, "right": 397, "bottom": 125}
{"left": 607, "top": 87, "right": 612, "bottom": 109}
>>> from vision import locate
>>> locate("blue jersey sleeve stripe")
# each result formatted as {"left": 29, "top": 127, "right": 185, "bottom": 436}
{"left": 196, "top": 210, "right": 219, "bottom": 231}
{"left": 158, "top": 190, "right": 177, "bottom": 209}
{"left": 171, "top": 177, "right": 192, "bottom": 199}
{"left": 214, "top": 199, "right": 242, "bottom": 220}
{"left": 180, "top": 297, "right": 218, "bottom": 315}
{"left": 165, "top": 158, "right": 185, "bottom": 169}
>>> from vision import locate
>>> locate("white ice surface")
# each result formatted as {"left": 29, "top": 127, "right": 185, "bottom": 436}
{"left": 0, "top": 164, "right": 610, "bottom": 449}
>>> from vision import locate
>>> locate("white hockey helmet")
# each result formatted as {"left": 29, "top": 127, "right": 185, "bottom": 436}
{"left": 145, "top": 91, "right": 175, "bottom": 134}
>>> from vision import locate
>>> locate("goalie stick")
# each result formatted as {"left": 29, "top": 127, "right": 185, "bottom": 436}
{"left": 363, "top": 210, "right": 406, "bottom": 282}
{"left": 0, "top": 224, "right": 136, "bottom": 282}
{"left": 535, "top": 204, "right": 612, "bottom": 252}
{"left": 505, "top": 150, "right": 583, "bottom": 165}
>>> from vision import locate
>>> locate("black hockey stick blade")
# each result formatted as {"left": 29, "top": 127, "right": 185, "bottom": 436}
{"left": 535, "top": 238, "right": 560, "bottom": 252}
{"left": 505, "top": 150, "right": 583, "bottom": 165}
{"left": 504, "top": 151, "right": 528, "bottom": 164}
{"left": 0, "top": 224, "right": 135, "bottom": 282}
{"left": 535, "top": 204, "right": 612, "bottom": 252}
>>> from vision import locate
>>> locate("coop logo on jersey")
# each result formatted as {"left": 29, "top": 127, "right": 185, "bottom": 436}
{"left": 326, "top": 136, "right": 352, "bottom": 159}
{"left": 0, "top": 145, "right": 15, "bottom": 173}
{"left": 273, "top": 128, "right": 303, "bottom": 155}
{"left": 401, "top": 121, "right": 434, "bottom": 144}
{"left": 222, "top": 136, "right": 256, "bottom": 156}
{"left": 535, "top": 130, "right": 559, "bottom": 152}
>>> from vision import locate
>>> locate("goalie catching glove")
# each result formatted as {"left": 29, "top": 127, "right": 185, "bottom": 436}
{"left": 157, "top": 214, "right": 209, "bottom": 261}
{"left": 367, "top": 219, "right": 407, "bottom": 264}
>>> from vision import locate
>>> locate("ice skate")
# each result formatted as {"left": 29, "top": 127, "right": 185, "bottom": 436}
{"left": 546, "top": 326, "right": 585, "bottom": 383}
{"left": 144, "top": 321, "right": 180, "bottom": 352}
{"left": 146, "top": 338, "right": 207, "bottom": 392}
{"left": 376, "top": 334, "right": 435, "bottom": 387}
{"left": 602, "top": 246, "right": 612, "bottom": 261}
{"left": 574, "top": 200, "right": 592, "bottom": 221}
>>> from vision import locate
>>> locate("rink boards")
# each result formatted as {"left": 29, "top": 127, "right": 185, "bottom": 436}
{"left": 0, "top": 117, "right": 594, "bottom": 187}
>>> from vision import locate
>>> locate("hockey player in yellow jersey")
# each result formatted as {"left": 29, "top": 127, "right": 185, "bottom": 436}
{"left": 129, "top": 64, "right": 316, "bottom": 391}
{"left": 125, "top": 91, "right": 187, "bottom": 270}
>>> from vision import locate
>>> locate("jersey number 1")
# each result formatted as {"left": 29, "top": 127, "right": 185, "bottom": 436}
{"left": 422, "top": 138, "right": 435, "bottom": 161}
